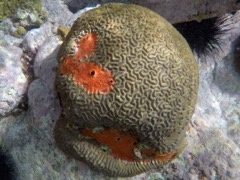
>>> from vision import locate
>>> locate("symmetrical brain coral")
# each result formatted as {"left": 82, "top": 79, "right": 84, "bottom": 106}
{"left": 54, "top": 3, "right": 199, "bottom": 177}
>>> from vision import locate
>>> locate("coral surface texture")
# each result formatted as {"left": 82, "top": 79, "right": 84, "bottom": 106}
{"left": 54, "top": 3, "right": 198, "bottom": 177}
{"left": 0, "top": 1, "right": 239, "bottom": 180}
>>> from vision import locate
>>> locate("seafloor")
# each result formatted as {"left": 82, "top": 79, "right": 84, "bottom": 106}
{"left": 0, "top": 0, "right": 240, "bottom": 179}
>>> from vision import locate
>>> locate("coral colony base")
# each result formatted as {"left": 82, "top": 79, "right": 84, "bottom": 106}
{"left": 54, "top": 3, "right": 199, "bottom": 177}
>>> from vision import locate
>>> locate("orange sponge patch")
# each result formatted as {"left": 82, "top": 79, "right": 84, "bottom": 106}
{"left": 82, "top": 128, "right": 138, "bottom": 161}
{"left": 61, "top": 60, "right": 114, "bottom": 93}
{"left": 59, "top": 32, "right": 114, "bottom": 93}
{"left": 75, "top": 32, "right": 97, "bottom": 60}
{"left": 74, "top": 62, "right": 114, "bottom": 93}
{"left": 81, "top": 128, "right": 177, "bottom": 162}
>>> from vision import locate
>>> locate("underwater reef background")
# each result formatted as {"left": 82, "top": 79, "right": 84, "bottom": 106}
{"left": 0, "top": 0, "right": 240, "bottom": 179}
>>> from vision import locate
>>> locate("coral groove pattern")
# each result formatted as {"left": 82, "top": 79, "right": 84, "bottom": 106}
{"left": 54, "top": 3, "right": 199, "bottom": 177}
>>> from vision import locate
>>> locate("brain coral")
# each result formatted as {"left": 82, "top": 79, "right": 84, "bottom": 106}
{"left": 54, "top": 3, "right": 199, "bottom": 177}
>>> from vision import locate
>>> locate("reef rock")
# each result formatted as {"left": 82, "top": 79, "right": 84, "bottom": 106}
{"left": 0, "top": 45, "right": 27, "bottom": 116}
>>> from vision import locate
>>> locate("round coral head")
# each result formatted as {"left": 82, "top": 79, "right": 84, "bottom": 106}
{"left": 55, "top": 2, "right": 198, "bottom": 178}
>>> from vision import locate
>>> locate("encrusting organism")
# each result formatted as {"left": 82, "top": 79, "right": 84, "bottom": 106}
{"left": 54, "top": 3, "right": 199, "bottom": 177}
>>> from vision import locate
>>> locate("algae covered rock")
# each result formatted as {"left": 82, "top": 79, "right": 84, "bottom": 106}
{"left": 0, "top": 0, "right": 48, "bottom": 38}
{"left": 0, "top": 0, "right": 43, "bottom": 20}
{"left": 54, "top": 3, "right": 199, "bottom": 177}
